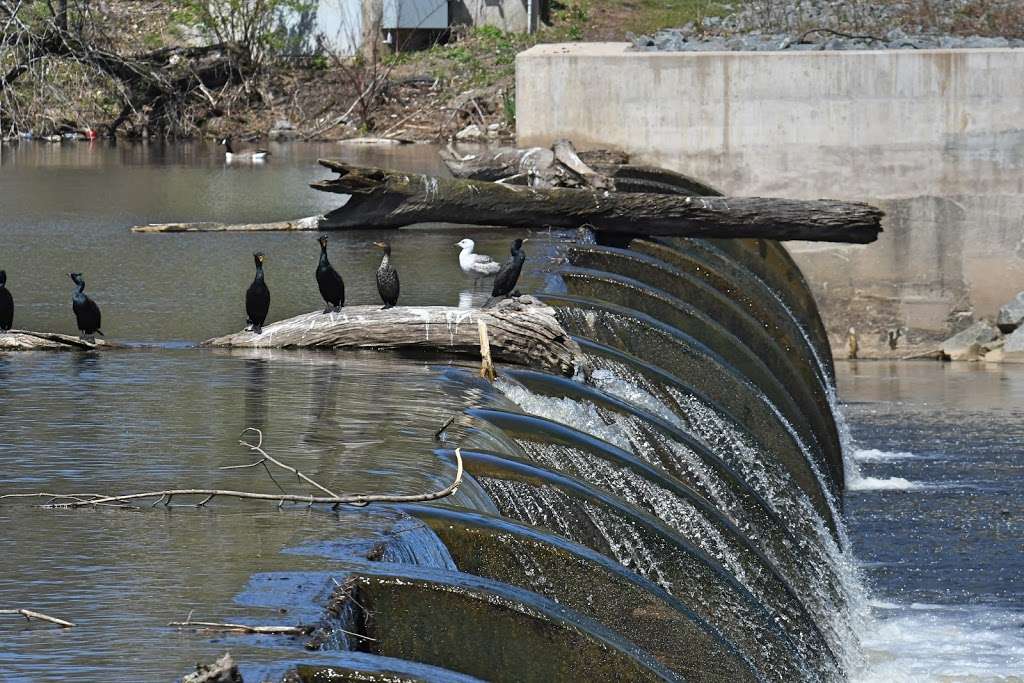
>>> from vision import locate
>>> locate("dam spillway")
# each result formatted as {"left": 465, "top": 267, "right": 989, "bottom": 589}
{"left": 280, "top": 229, "right": 865, "bottom": 683}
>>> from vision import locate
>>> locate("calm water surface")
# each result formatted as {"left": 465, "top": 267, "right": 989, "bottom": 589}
{"left": 1, "top": 141, "right": 1022, "bottom": 681}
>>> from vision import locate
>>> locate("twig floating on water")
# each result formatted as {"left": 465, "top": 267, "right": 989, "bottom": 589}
{"left": 169, "top": 618, "right": 310, "bottom": 636}
{"left": 0, "top": 608, "right": 75, "bottom": 628}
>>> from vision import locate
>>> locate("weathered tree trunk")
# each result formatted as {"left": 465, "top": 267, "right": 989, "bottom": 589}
{"left": 0, "top": 330, "right": 114, "bottom": 350}
{"left": 312, "top": 161, "right": 884, "bottom": 243}
{"left": 203, "top": 297, "right": 585, "bottom": 377}
{"left": 131, "top": 216, "right": 322, "bottom": 233}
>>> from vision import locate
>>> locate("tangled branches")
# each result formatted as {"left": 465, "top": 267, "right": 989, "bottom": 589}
{"left": 0, "top": 0, "right": 298, "bottom": 137}
{"left": 0, "top": 428, "right": 464, "bottom": 510}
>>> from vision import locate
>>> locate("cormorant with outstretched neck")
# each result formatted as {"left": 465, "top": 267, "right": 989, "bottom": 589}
{"left": 68, "top": 272, "right": 102, "bottom": 341}
{"left": 374, "top": 241, "right": 400, "bottom": 309}
{"left": 0, "top": 270, "right": 13, "bottom": 331}
{"left": 316, "top": 235, "right": 345, "bottom": 313}
{"left": 486, "top": 238, "right": 527, "bottom": 307}
{"left": 246, "top": 252, "right": 270, "bottom": 334}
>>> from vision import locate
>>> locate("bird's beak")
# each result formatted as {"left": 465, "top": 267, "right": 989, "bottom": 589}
{"left": 522, "top": 238, "right": 530, "bottom": 243}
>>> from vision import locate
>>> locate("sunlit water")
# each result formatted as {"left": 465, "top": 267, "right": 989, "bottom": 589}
{"left": 1, "top": 140, "right": 1021, "bottom": 681}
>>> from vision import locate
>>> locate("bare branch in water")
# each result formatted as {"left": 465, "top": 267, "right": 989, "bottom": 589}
{"left": 169, "top": 617, "right": 311, "bottom": 636}
{"left": 0, "top": 430, "right": 463, "bottom": 510}
{"left": 0, "top": 608, "right": 75, "bottom": 627}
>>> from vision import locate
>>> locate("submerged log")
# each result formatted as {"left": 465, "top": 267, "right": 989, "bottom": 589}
{"left": 313, "top": 161, "right": 884, "bottom": 243}
{"left": 203, "top": 296, "right": 584, "bottom": 377}
{"left": 0, "top": 330, "right": 115, "bottom": 351}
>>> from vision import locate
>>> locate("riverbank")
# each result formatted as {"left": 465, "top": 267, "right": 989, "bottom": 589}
{"left": 6, "top": 1, "right": 1021, "bottom": 144}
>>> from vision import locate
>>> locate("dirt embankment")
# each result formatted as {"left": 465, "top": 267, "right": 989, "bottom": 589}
{"left": 5, "top": 1, "right": 1022, "bottom": 144}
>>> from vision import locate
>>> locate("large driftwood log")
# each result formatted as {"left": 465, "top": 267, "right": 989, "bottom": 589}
{"left": 312, "top": 160, "right": 884, "bottom": 243}
{"left": 0, "top": 330, "right": 115, "bottom": 351}
{"left": 131, "top": 216, "right": 323, "bottom": 233}
{"left": 203, "top": 297, "right": 584, "bottom": 377}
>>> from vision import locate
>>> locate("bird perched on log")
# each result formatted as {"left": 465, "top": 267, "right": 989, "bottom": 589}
{"left": 486, "top": 238, "right": 527, "bottom": 307}
{"left": 246, "top": 252, "right": 270, "bottom": 334}
{"left": 374, "top": 241, "right": 400, "bottom": 309}
{"left": 220, "top": 136, "right": 269, "bottom": 162}
{"left": 0, "top": 270, "right": 13, "bottom": 331}
{"left": 316, "top": 235, "right": 345, "bottom": 313}
{"left": 456, "top": 238, "right": 501, "bottom": 281}
{"left": 68, "top": 272, "right": 102, "bottom": 342}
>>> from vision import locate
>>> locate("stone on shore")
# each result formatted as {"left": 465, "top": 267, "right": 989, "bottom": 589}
{"left": 996, "top": 292, "right": 1024, "bottom": 334}
{"left": 999, "top": 326, "right": 1024, "bottom": 363}
{"left": 940, "top": 320, "right": 1000, "bottom": 361}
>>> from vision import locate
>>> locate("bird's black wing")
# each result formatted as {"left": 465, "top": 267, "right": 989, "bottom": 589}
{"left": 246, "top": 282, "right": 270, "bottom": 325}
{"left": 0, "top": 288, "right": 13, "bottom": 330}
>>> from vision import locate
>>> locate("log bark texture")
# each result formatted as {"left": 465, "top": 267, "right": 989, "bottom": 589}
{"left": 0, "top": 330, "right": 115, "bottom": 350}
{"left": 130, "top": 216, "right": 322, "bottom": 233}
{"left": 203, "top": 296, "right": 584, "bottom": 377}
{"left": 313, "top": 161, "right": 884, "bottom": 243}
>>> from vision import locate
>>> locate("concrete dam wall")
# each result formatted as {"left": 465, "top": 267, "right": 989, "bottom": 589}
{"left": 516, "top": 43, "right": 1024, "bottom": 357}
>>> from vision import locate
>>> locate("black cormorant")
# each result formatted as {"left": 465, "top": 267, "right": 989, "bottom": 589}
{"left": 374, "top": 241, "right": 400, "bottom": 309}
{"left": 486, "top": 238, "right": 527, "bottom": 307}
{"left": 68, "top": 272, "right": 102, "bottom": 341}
{"left": 246, "top": 252, "right": 270, "bottom": 334}
{"left": 316, "top": 235, "right": 345, "bottom": 313}
{"left": 0, "top": 270, "right": 13, "bottom": 331}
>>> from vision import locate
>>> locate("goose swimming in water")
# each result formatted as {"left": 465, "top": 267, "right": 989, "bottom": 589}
{"left": 455, "top": 238, "right": 501, "bottom": 279}
{"left": 316, "top": 235, "right": 345, "bottom": 313}
{"left": 68, "top": 272, "right": 102, "bottom": 341}
{"left": 246, "top": 252, "right": 270, "bottom": 334}
{"left": 374, "top": 241, "right": 400, "bottom": 309}
{"left": 220, "top": 136, "right": 269, "bottom": 162}
{"left": 486, "top": 238, "right": 527, "bottom": 307}
{"left": 0, "top": 270, "right": 13, "bottom": 331}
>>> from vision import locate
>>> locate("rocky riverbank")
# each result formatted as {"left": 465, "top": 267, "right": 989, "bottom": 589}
{"left": 935, "top": 292, "right": 1024, "bottom": 363}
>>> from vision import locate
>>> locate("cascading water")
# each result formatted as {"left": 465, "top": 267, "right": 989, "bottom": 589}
{"left": 478, "top": 476, "right": 823, "bottom": 681}
{"left": 376, "top": 518, "right": 459, "bottom": 571}
{"left": 496, "top": 380, "right": 852, "bottom": 661}
{"left": 481, "top": 280, "right": 874, "bottom": 678}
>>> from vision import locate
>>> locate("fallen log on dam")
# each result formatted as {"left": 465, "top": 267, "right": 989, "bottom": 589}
{"left": 311, "top": 160, "right": 884, "bottom": 244}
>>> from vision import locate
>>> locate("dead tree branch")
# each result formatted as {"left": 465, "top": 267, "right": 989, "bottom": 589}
{"left": 0, "top": 608, "right": 75, "bottom": 627}
{"left": 0, "top": 432, "right": 464, "bottom": 510}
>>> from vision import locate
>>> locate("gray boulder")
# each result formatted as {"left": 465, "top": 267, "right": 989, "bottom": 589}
{"left": 1003, "top": 325, "right": 1024, "bottom": 363}
{"left": 996, "top": 292, "right": 1024, "bottom": 333}
{"left": 941, "top": 320, "right": 1000, "bottom": 361}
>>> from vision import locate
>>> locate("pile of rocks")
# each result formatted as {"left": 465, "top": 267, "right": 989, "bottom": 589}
{"left": 630, "top": 0, "right": 1024, "bottom": 52}
{"left": 631, "top": 29, "right": 1024, "bottom": 52}
{"left": 939, "top": 292, "right": 1024, "bottom": 362}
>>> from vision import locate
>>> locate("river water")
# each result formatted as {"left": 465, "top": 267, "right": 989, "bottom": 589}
{"left": 1, "top": 140, "right": 1022, "bottom": 681}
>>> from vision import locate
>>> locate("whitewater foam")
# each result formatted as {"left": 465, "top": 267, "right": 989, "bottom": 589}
{"left": 851, "top": 604, "right": 1024, "bottom": 682}
{"left": 848, "top": 476, "right": 926, "bottom": 492}
{"left": 854, "top": 449, "right": 918, "bottom": 462}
